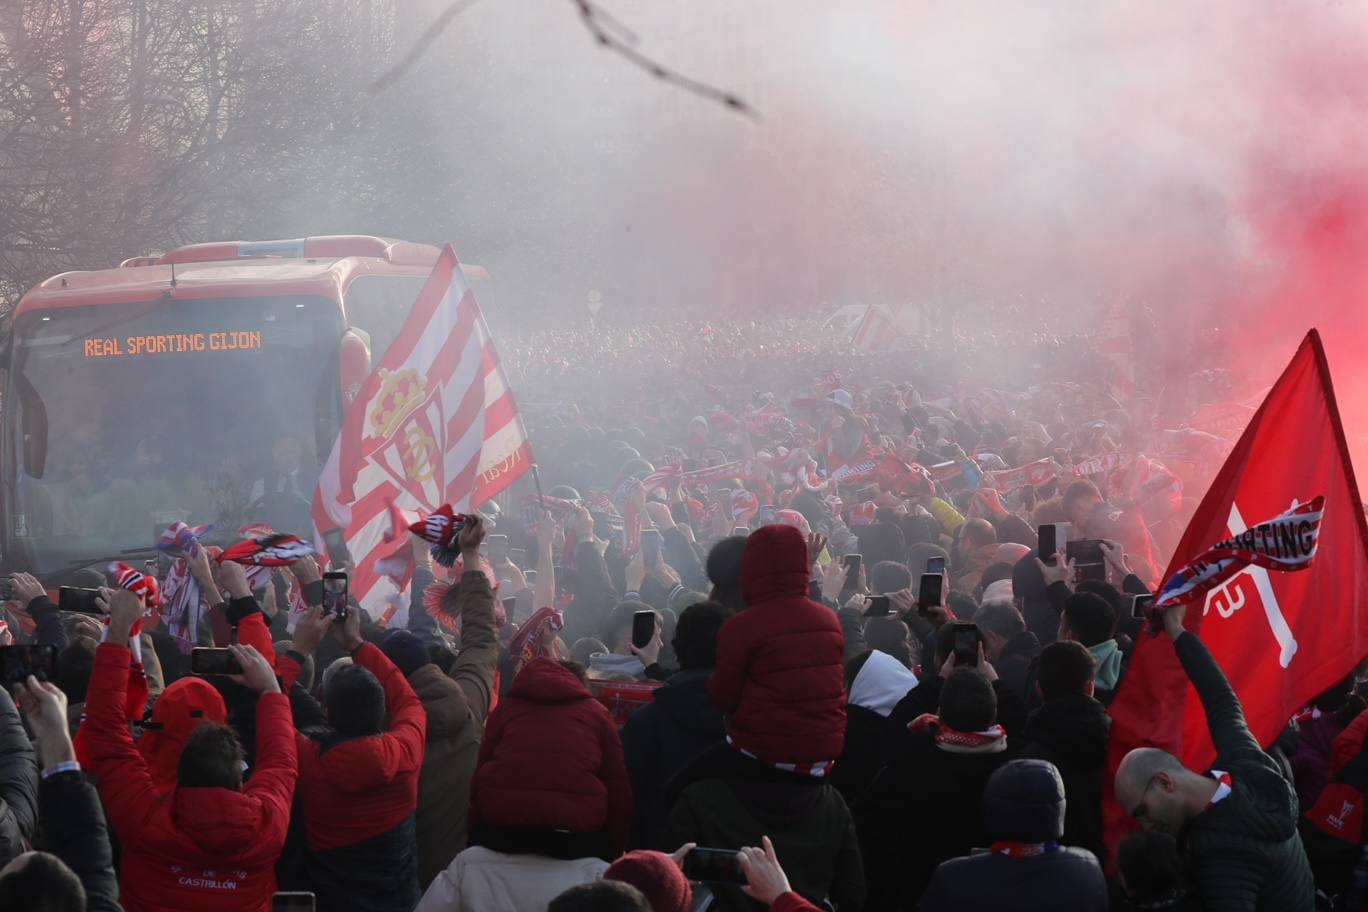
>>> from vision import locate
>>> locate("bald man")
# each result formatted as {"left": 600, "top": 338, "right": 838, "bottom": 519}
{"left": 1114, "top": 601, "right": 1313, "bottom": 912}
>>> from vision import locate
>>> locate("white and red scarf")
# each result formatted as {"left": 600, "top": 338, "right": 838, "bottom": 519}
{"left": 909, "top": 713, "right": 1008, "bottom": 754}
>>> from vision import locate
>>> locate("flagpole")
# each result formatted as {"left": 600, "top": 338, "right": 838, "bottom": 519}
{"left": 531, "top": 462, "right": 547, "bottom": 506}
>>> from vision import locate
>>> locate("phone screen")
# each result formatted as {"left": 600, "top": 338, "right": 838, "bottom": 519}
{"left": 641, "top": 530, "right": 663, "bottom": 563}
{"left": 917, "top": 573, "right": 943, "bottom": 617}
{"left": 323, "top": 572, "right": 349, "bottom": 619}
{"left": 841, "top": 554, "right": 862, "bottom": 594}
{"left": 502, "top": 596, "right": 518, "bottom": 617}
{"left": 925, "top": 556, "right": 946, "bottom": 575}
{"left": 631, "top": 610, "right": 656, "bottom": 650}
{"left": 864, "top": 595, "right": 892, "bottom": 617}
{"left": 0, "top": 644, "right": 56, "bottom": 686}
{"left": 272, "top": 893, "right": 316, "bottom": 912}
{"left": 191, "top": 647, "right": 243, "bottom": 676}
{"left": 682, "top": 848, "right": 747, "bottom": 885}
{"left": 953, "top": 625, "right": 981, "bottom": 667}
{"left": 1129, "top": 593, "right": 1154, "bottom": 620}
{"left": 58, "top": 587, "right": 104, "bottom": 616}
{"left": 1038, "top": 524, "right": 1058, "bottom": 564}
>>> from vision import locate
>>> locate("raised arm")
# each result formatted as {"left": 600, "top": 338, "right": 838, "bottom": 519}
{"left": 82, "top": 590, "right": 161, "bottom": 847}
{"left": 533, "top": 514, "right": 557, "bottom": 615}
{"left": 229, "top": 644, "right": 298, "bottom": 835}
{"left": 1164, "top": 602, "right": 1263, "bottom": 764}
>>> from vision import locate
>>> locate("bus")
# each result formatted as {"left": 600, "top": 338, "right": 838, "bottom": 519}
{"left": 2, "top": 235, "right": 490, "bottom": 581}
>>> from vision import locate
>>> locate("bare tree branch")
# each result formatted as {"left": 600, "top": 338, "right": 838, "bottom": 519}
{"left": 368, "top": 0, "right": 757, "bottom": 120}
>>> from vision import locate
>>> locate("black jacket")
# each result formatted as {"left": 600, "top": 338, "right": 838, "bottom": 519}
{"left": 1019, "top": 693, "right": 1111, "bottom": 860}
{"left": 1175, "top": 632, "right": 1315, "bottom": 912}
{"left": 0, "top": 687, "right": 37, "bottom": 869}
{"left": 38, "top": 770, "right": 121, "bottom": 912}
{"left": 853, "top": 730, "right": 1015, "bottom": 910}
{"left": 995, "top": 630, "right": 1041, "bottom": 703}
{"left": 664, "top": 746, "right": 865, "bottom": 912}
{"left": 920, "top": 757, "right": 1107, "bottom": 911}
{"left": 920, "top": 849, "right": 1107, "bottom": 911}
{"left": 621, "top": 668, "right": 725, "bottom": 849}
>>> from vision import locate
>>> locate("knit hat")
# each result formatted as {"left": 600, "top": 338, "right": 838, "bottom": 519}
{"left": 604, "top": 850, "right": 692, "bottom": 912}
{"left": 378, "top": 629, "right": 430, "bottom": 677}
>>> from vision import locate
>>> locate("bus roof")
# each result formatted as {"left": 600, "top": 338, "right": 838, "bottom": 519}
{"left": 15, "top": 236, "right": 446, "bottom": 317}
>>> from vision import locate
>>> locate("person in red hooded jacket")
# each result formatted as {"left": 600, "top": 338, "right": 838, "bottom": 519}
{"left": 709, "top": 523, "right": 847, "bottom": 772}
{"left": 467, "top": 656, "right": 632, "bottom": 860}
{"left": 83, "top": 589, "right": 297, "bottom": 912}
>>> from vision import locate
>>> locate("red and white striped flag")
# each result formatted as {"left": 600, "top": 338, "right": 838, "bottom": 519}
{"left": 313, "top": 244, "right": 532, "bottom": 621}
{"left": 851, "top": 305, "right": 896, "bottom": 353}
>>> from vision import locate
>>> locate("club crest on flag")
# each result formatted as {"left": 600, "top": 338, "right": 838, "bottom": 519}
{"left": 367, "top": 369, "right": 444, "bottom": 509}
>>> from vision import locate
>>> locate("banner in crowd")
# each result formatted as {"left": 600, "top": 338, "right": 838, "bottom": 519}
{"left": 313, "top": 244, "right": 532, "bottom": 620}
{"left": 1107, "top": 329, "right": 1368, "bottom": 809}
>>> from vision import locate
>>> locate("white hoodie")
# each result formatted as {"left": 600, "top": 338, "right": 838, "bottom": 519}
{"left": 848, "top": 649, "right": 920, "bottom": 717}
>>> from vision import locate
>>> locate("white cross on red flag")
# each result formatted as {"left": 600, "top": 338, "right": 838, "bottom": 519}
{"left": 312, "top": 244, "right": 532, "bottom": 621}
{"left": 1106, "top": 328, "right": 1368, "bottom": 842}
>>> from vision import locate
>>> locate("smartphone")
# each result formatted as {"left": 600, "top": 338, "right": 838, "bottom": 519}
{"left": 917, "top": 573, "right": 944, "bottom": 618}
{"left": 641, "top": 529, "right": 663, "bottom": 564}
{"left": 0, "top": 577, "right": 14, "bottom": 601}
{"left": 758, "top": 505, "right": 777, "bottom": 526}
{"left": 631, "top": 610, "right": 656, "bottom": 650}
{"left": 58, "top": 586, "right": 103, "bottom": 616}
{"left": 682, "top": 847, "right": 747, "bottom": 885}
{"left": 509, "top": 547, "right": 527, "bottom": 567}
{"left": 323, "top": 571, "right": 349, "bottom": 620}
{"left": 926, "top": 556, "right": 946, "bottom": 575}
{"left": 191, "top": 647, "right": 243, "bottom": 676}
{"left": 1067, "top": 539, "right": 1107, "bottom": 583}
{"left": 841, "top": 553, "right": 862, "bottom": 595}
{"left": 272, "top": 893, "right": 316, "bottom": 912}
{"left": 523, "top": 569, "right": 537, "bottom": 584}
{"left": 1038, "top": 524, "right": 1059, "bottom": 564}
{"left": 322, "top": 528, "right": 348, "bottom": 564}
{"left": 952, "top": 623, "right": 982, "bottom": 667}
{"left": 864, "top": 595, "right": 892, "bottom": 617}
{"left": 1128, "top": 593, "right": 1155, "bottom": 621}
{"left": 0, "top": 644, "right": 56, "bottom": 685}
{"left": 732, "top": 526, "right": 750, "bottom": 537}
{"left": 501, "top": 596, "right": 518, "bottom": 617}
{"left": 487, "top": 534, "right": 509, "bottom": 562}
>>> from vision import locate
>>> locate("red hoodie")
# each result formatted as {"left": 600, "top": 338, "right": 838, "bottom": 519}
{"left": 709, "top": 524, "right": 847, "bottom": 765}
{"left": 84, "top": 643, "right": 297, "bottom": 912}
{"left": 469, "top": 656, "right": 632, "bottom": 856}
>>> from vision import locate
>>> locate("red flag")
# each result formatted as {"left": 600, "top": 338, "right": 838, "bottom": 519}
{"left": 312, "top": 245, "right": 532, "bottom": 621}
{"left": 1106, "top": 330, "right": 1368, "bottom": 841}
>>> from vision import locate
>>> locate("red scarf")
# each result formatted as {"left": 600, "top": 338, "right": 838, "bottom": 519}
{"left": 990, "top": 841, "right": 1058, "bottom": 857}
{"left": 909, "top": 713, "right": 1008, "bottom": 753}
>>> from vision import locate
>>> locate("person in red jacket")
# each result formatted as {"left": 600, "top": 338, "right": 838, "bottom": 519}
{"left": 709, "top": 524, "right": 846, "bottom": 773}
{"left": 83, "top": 589, "right": 297, "bottom": 912}
{"left": 278, "top": 582, "right": 428, "bottom": 912}
{"left": 468, "top": 656, "right": 632, "bottom": 860}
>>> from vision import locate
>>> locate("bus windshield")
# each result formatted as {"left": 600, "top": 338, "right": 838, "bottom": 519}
{"left": 7, "top": 296, "right": 343, "bottom": 575}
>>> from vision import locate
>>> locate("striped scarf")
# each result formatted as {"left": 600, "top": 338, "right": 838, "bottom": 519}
{"left": 909, "top": 713, "right": 1008, "bottom": 754}
{"left": 726, "top": 736, "right": 835, "bottom": 778}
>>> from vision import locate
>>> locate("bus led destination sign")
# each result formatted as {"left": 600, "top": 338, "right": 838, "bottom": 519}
{"left": 84, "top": 331, "right": 264, "bottom": 358}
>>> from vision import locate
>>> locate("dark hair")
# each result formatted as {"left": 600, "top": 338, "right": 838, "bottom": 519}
{"left": 939, "top": 667, "right": 997, "bottom": 732}
{"left": 326, "top": 664, "right": 387, "bottom": 736}
{"left": 946, "top": 591, "right": 977, "bottom": 624}
{"left": 1075, "top": 579, "right": 1122, "bottom": 615}
{"left": 603, "top": 600, "right": 656, "bottom": 648}
{"left": 973, "top": 602, "right": 1025, "bottom": 640}
{"left": 1036, "top": 641, "right": 1096, "bottom": 701}
{"left": 56, "top": 637, "right": 97, "bottom": 704}
{"left": 1062, "top": 479, "right": 1102, "bottom": 517}
{"left": 705, "top": 536, "right": 748, "bottom": 594}
{"left": 549, "top": 880, "right": 651, "bottom": 912}
{"left": 864, "top": 617, "right": 913, "bottom": 668}
{"left": 177, "top": 723, "right": 245, "bottom": 790}
{"left": 906, "top": 543, "right": 950, "bottom": 576}
{"left": 870, "top": 560, "right": 912, "bottom": 595}
{"left": 425, "top": 640, "right": 457, "bottom": 675}
{"left": 672, "top": 601, "right": 732, "bottom": 670}
{"left": 1118, "top": 831, "right": 1189, "bottom": 904}
{"left": 558, "top": 659, "right": 590, "bottom": 684}
{"left": 1063, "top": 592, "right": 1116, "bottom": 647}
{"left": 978, "top": 562, "right": 1015, "bottom": 593}
{"left": 0, "top": 851, "right": 86, "bottom": 912}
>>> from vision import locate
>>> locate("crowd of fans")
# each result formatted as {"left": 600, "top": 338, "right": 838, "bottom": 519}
{"left": 0, "top": 317, "right": 1347, "bottom": 911}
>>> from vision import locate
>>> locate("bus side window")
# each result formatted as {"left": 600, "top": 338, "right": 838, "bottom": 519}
{"left": 343, "top": 275, "right": 427, "bottom": 366}
{"left": 17, "top": 372, "right": 47, "bottom": 478}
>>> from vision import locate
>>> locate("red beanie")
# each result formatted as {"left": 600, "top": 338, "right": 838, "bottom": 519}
{"left": 604, "top": 850, "right": 692, "bottom": 912}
